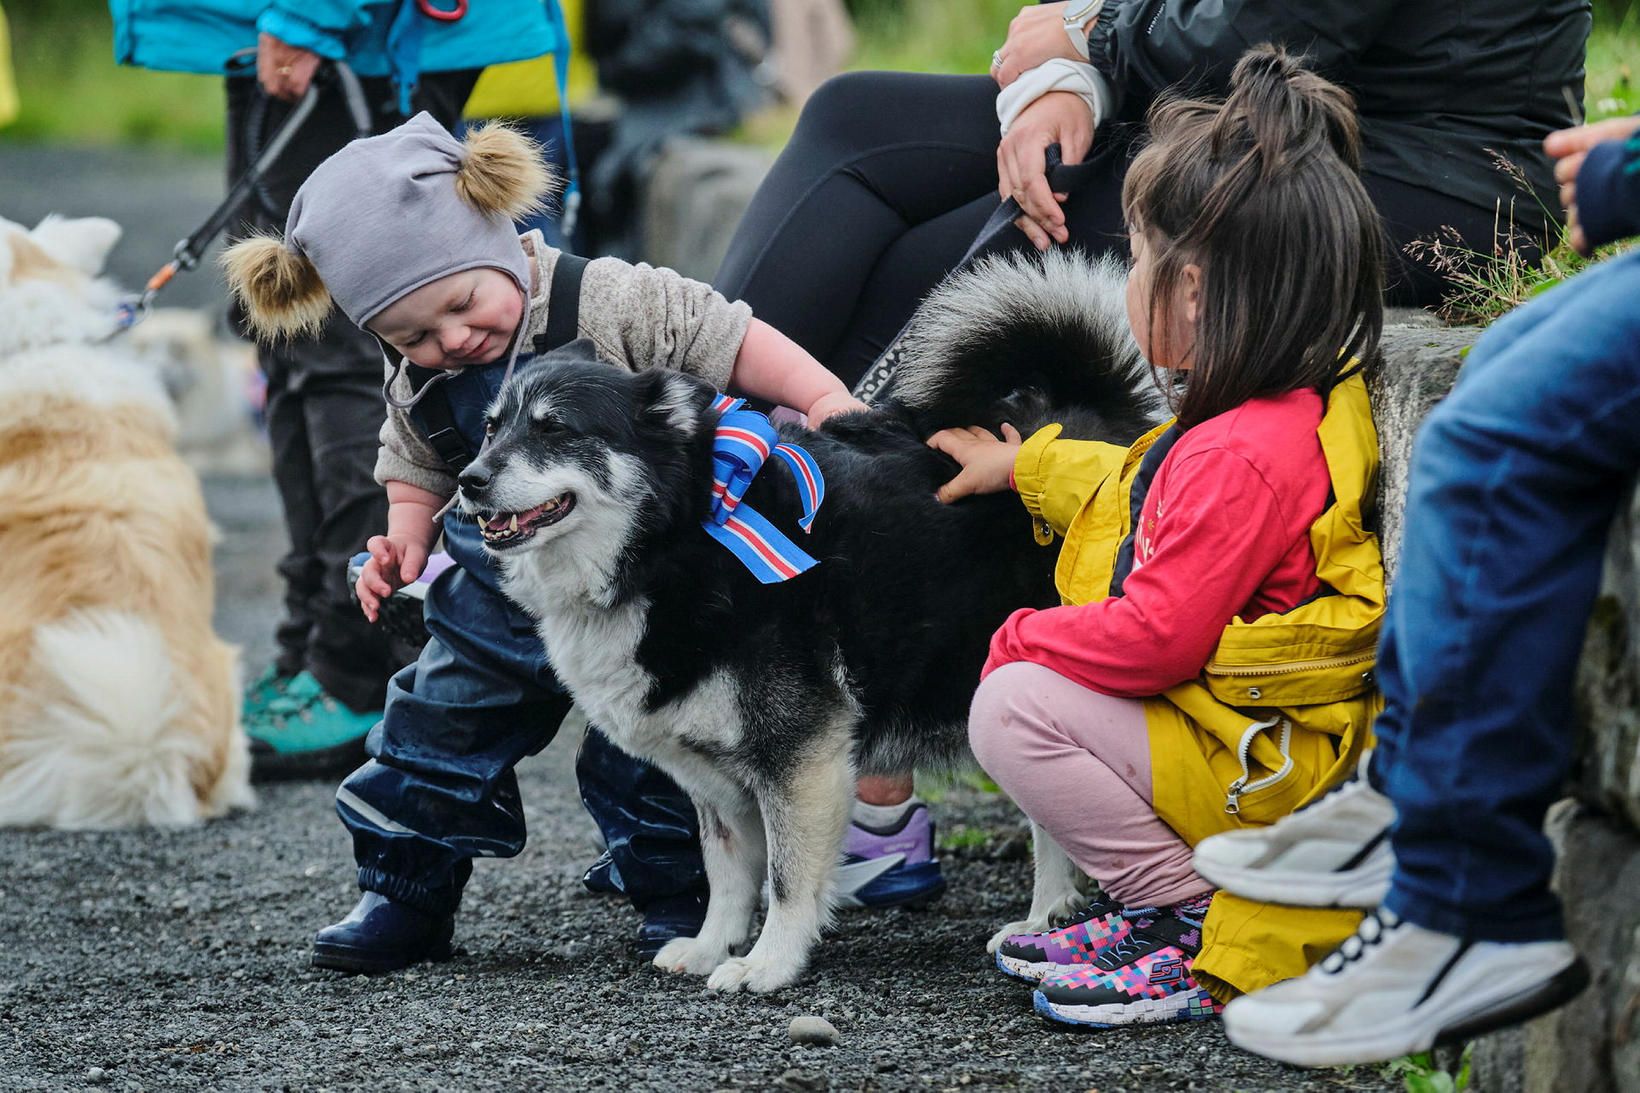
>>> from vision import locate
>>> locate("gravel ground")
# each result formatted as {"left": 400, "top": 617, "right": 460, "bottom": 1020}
{"left": 0, "top": 474, "right": 1400, "bottom": 1093}
{"left": 0, "top": 147, "right": 1399, "bottom": 1093}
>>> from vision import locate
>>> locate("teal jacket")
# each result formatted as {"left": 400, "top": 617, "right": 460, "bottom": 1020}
{"left": 109, "top": 1, "right": 563, "bottom": 83}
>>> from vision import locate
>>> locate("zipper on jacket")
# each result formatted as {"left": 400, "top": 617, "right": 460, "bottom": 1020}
{"left": 1206, "top": 649, "right": 1375, "bottom": 685}
{"left": 1224, "top": 715, "right": 1293, "bottom": 815}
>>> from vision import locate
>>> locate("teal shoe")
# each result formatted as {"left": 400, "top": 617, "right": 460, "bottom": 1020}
{"left": 241, "top": 663, "right": 297, "bottom": 722}
{"left": 247, "top": 670, "right": 379, "bottom": 781}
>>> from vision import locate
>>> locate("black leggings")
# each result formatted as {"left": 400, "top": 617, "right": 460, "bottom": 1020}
{"left": 716, "top": 71, "right": 1515, "bottom": 390}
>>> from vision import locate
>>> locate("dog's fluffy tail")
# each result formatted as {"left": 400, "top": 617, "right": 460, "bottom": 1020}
{"left": 887, "top": 250, "right": 1159, "bottom": 441}
{"left": 0, "top": 611, "right": 252, "bottom": 829}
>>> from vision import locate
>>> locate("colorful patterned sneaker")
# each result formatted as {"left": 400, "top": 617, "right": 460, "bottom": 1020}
{"left": 1032, "top": 894, "right": 1224, "bottom": 1028}
{"left": 994, "top": 894, "right": 1132, "bottom": 982}
{"left": 833, "top": 800, "right": 947, "bottom": 910}
{"left": 247, "top": 670, "right": 381, "bottom": 781}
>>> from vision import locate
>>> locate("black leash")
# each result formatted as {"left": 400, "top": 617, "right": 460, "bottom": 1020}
{"left": 851, "top": 143, "right": 1103, "bottom": 403}
{"left": 108, "top": 59, "right": 372, "bottom": 336}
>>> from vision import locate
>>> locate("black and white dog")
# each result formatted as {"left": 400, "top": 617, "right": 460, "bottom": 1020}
{"left": 458, "top": 251, "right": 1155, "bottom": 993}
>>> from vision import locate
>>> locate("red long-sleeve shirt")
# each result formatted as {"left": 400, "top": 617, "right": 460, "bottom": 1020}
{"left": 986, "top": 388, "right": 1333, "bottom": 695}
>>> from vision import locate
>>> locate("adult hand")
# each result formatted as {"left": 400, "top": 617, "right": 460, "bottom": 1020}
{"left": 1545, "top": 115, "right": 1640, "bottom": 256}
{"left": 928, "top": 423, "right": 1023, "bottom": 503}
{"left": 257, "top": 32, "right": 321, "bottom": 102}
{"left": 998, "top": 91, "right": 1092, "bottom": 250}
{"left": 992, "top": 3, "right": 1081, "bottom": 89}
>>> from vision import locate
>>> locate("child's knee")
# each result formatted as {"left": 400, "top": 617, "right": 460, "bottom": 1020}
{"left": 967, "top": 661, "right": 1049, "bottom": 778}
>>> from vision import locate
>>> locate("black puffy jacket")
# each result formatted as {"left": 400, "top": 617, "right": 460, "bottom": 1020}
{"left": 1084, "top": 0, "right": 1590, "bottom": 228}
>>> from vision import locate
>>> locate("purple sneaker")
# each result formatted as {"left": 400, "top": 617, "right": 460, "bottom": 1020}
{"left": 994, "top": 894, "right": 1132, "bottom": 982}
{"left": 834, "top": 801, "right": 946, "bottom": 910}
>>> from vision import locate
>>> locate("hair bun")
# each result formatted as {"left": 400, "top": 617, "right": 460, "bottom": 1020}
{"left": 1223, "top": 44, "right": 1361, "bottom": 173}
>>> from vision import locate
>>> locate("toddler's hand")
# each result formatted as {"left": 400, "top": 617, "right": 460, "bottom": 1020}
{"left": 928, "top": 423, "right": 1024, "bottom": 503}
{"left": 805, "top": 391, "right": 871, "bottom": 425}
{"left": 356, "top": 534, "right": 429, "bottom": 623}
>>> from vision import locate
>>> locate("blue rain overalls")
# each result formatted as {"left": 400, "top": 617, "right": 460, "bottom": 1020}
{"left": 335, "top": 255, "right": 705, "bottom": 916}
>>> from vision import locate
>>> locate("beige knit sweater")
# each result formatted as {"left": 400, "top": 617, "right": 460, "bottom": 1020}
{"left": 375, "top": 230, "right": 753, "bottom": 497}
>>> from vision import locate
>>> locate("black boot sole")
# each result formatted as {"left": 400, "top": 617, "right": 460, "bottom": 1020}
{"left": 311, "top": 937, "right": 454, "bottom": 975}
{"left": 250, "top": 736, "right": 369, "bottom": 782}
{"left": 1435, "top": 954, "right": 1592, "bottom": 1046}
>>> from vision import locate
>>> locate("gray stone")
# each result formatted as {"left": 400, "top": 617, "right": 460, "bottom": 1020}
{"left": 1367, "top": 322, "right": 1479, "bottom": 581}
{"left": 1575, "top": 488, "right": 1640, "bottom": 829}
{"left": 1473, "top": 804, "right": 1640, "bottom": 1093}
{"left": 639, "top": 138, "right": 774, "bottom": 282}
{"left": 788, "top": 1015, "right": 841, "bottom": 1046}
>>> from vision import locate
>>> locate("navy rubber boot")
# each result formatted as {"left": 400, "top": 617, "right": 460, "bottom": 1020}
{"left": 311, "top": 892, "right": 456, "bottom": 974}
{"left": 633, "top": 891, "right": 709, "bottom": 961}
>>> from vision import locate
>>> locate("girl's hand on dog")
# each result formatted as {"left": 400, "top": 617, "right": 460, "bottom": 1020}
{"left": 356, "top": 535, "right": 428, "bottom": 623}
{"left": 928, "top": 423, "right": 1024, "bottom": 503}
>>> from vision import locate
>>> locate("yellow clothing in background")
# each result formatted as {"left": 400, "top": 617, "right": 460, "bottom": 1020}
{"left": 463, "top": 0, "right": 595, "bottom": 118}
{"left": 0, "top": 3, "right": 19, "bottom": 128}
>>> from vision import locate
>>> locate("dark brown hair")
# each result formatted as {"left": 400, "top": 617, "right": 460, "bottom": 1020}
{"left": 1121, "top": 45, "right": 1385, "bottom": 429}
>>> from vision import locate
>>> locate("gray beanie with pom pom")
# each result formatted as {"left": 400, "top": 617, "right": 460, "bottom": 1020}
{"left": 284, "top": 112, "right": 531, "bottom": 327}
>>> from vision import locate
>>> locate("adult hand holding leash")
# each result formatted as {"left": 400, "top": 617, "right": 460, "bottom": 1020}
{"left": 1545, "top": 115, "right": 1640, "bottom": 256}
{"left": 991, "top": 2, "right": 1082, "bottom": 89}
{"left": 257, "top": 31, "right": 321, "bottom": 102}
{"left": 998, "top": 92, "right": 1092, "bottom": 250}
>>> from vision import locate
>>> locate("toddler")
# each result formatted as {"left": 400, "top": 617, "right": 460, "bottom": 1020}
{"left": 224, "top": 113, "right": 866, "bottom": 969}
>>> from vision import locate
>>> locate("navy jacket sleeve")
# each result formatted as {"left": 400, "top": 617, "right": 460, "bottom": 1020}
{"left": 1575, "top": 126, "right": 1640, "bottom": 250}
{"left": 1084, "top": 0, "right": 1395, "bottom": 120}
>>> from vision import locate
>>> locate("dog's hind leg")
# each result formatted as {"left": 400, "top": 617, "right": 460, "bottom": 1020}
{"left": 986, "top": 819, "right": 1092, "bottom": 952}
{"left": 706, "top": 727, "right": 853, "bottom": 994}
{"left": 653, "top": 789, "right": 765, "bottom": 977}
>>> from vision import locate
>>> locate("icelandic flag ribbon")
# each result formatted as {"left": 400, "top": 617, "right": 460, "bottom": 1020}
{"left": 702, "top": 393, "right": 827, "bottom": 584}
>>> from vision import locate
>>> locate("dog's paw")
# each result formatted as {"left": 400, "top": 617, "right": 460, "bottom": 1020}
{"left": 653, "top": 936, "right": 725, "bottom": 977}
{"left": 705, "top": 955, "right": 798, "bottom": 994}
{"left": 986, "top": 917, "right": 1048, "bottom": 954}
{"left": 1043, "top": 889, "right": 1089, "bottom": 925}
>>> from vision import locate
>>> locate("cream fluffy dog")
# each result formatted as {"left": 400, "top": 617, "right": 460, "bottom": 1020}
{"left": 0, "top": 214, "right": 252, "bottom": 827}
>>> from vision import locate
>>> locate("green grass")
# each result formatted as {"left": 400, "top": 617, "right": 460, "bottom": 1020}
{"left": 2, "top": 6, "right": 224, "bottom": 151}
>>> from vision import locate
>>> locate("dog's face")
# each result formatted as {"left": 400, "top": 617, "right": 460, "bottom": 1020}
{"left": 457, "top": 344, "right": 714, "bottom": 592}
{"left": 0, "top": 216, "right": 124, "bottom": 356}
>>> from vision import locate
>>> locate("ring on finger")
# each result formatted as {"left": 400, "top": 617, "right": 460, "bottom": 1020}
{"left": 991, "top": 49, "right": 1004, "bottom": 70}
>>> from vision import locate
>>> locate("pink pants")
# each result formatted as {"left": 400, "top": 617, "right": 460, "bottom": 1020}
{"left": 969, "top": 661, "right": 1212, "bottom": 907}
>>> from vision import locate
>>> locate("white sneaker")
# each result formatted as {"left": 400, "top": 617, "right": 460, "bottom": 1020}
{"left": 1192, "top": 765, "right": 1396, "bottom": 908}
{"left": 1223, "top": 908, "right": 1589, "bottom": 1067}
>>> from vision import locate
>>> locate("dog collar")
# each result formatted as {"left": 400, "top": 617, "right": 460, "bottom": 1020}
{"left": 703, "top": 394, "right": 826, "bottom": 584}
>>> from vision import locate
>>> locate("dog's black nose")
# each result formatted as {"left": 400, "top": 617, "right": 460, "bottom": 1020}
{"left": 457, "top": 463, "right": 491, "bottom": 492}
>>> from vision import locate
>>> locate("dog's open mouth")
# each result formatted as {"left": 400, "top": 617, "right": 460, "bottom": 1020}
{"left": 477, "top": 493, "right": 576, "bottom": 548}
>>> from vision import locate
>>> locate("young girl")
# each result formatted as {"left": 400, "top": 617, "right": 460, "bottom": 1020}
{"left": 929, "top": 46, "right": 1388, "bottom": 1028}
{"left": 221, "top": 113, "right": 891, "bottom": 971}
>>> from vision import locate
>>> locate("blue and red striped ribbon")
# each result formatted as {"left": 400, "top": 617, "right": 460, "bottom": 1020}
{"left": 703, "top": 394, "right": 826, "bottom": 584}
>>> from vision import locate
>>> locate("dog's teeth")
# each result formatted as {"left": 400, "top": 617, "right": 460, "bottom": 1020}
{"left": 509, "top": 513, "right": 519, "bottom": 532}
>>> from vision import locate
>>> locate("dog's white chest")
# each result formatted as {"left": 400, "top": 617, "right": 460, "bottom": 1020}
{"left": 527, "top": 597, "right": 742, "bottom": 762}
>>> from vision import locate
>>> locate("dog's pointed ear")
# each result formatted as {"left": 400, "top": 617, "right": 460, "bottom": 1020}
{"left": 635, "top": 368, "right": 713, "bottom": 433}
{"left": 29, "top": 215, "right": 122, "bottom": 277}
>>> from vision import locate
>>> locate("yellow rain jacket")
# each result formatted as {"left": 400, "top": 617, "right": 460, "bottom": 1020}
{"left": 1011, "top": 373, "right": 1385, "bottom": 1002}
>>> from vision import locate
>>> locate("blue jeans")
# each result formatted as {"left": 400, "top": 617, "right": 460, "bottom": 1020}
{"left": 1374, "top": 248, "right": 1640, "bottom": 943}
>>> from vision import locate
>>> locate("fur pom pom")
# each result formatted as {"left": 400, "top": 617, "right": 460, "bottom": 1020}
{"left": 456, "top": 122, "right": 556, "bottom": 222}
{"left": 219, "top": 235, "right": 331, "bottom": 341}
